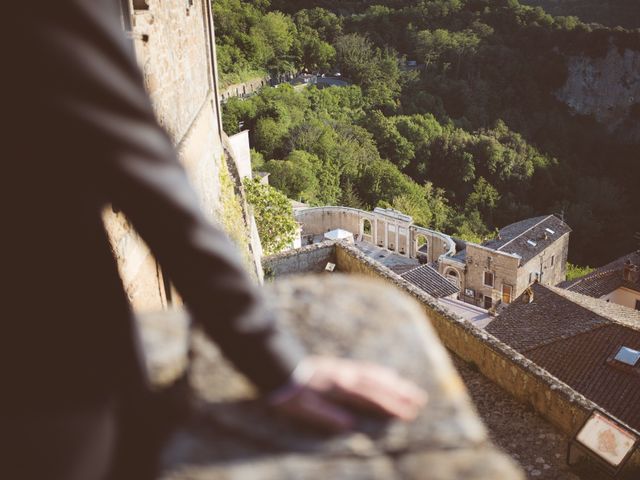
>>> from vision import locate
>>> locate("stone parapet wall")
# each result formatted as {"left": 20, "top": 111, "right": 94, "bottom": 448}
{"left": 263, "top": 241, "right": 337, "bottom": 278}
{"left": 105, "top": 0, "right": 260, "bottom": 310}
{"left": 334, "top": 243, "right": 640, "bottom": 473}
{"left": 129, "top": 0, "right": 215, "bottom": 144}
{"left": 144, "top": 275, "right": 523, "bottom": 479}
{"left": 296, "top": 206, "right": 375, "bottom": 238}
{"left": 220, "top": 75, "right": 271, "bottom": 101}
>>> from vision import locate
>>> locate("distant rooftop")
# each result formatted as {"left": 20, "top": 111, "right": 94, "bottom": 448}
{"left": 401, "top": 264, "right": 460, "bottom": 299}
{"left": 353, "top": 241, "right": 419, "bottom": 272}
{"left": 560, "top": 251, "right": 640, "bottom": 297}
{"left": 487, "top": 283, "right": 640, "bottom": 432}
{"left": 483, "top": 215, "right": 571, "bottom": 265}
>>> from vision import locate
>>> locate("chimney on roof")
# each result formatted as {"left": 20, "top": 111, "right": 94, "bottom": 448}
{"left": 623, "top": 261, "right": 640, "bottom": 284}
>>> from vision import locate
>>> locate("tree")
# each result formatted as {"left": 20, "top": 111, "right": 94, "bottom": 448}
{"left": 465, "top": 176, "right": 500, "bottom": 226}
{"left": 265, "top": 150, "right": 320, "bottom": 202}
{"left": 334, "top": 33, "right": 378, "bottom": 84}
{"left": 415, "top": 29, "right": 480, "bottom": 74}
{"left": 566, "top": 263, "right": 593, "bottom": 282}
{"left": 250, "top": 12, "right": 297, "bottom": 72}
{"left": 243, "top": 178, "right": 299, "bottom": 255}
{"left": 364, "top": 110, "right": 415, "bottom": 169}
{"left": 294, "top": 7, "right": 343, "bottom": 43}
{"left": 392, "top": 182, "right": 451, "bottom": 230}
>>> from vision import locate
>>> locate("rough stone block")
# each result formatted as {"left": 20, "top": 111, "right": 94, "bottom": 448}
{"left": 142, "top": 275, "right": 523, "bottom": 479}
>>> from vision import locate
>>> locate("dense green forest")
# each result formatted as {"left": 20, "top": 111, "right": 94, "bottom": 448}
{"left": 520, "top": 1, "right": 640, "bottom": 30}
{"left": 216, "top": 0, "right": 640, "bottom": 266}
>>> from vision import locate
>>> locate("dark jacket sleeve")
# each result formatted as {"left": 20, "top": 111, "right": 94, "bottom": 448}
{"left": 27, "top": 0, "right": 303, "bottom": 392}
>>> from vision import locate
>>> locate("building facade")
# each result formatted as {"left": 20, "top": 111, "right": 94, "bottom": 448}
{"left": 439, "top": 215, "right": 571, "bottom": 310}
{"left": 107, "top": 0, "right": 258, "bottom": 312}
{"left": 294, "top": 206, "right": 456, "bottom": 264}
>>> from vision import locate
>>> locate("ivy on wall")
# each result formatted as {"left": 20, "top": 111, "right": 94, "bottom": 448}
{"left": 218, "top": 156, "right": 255, "bottom": 274}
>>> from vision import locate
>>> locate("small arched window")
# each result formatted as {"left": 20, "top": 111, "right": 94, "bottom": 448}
{"left": 363, "top": 219, "right": 372, "bottom": 235}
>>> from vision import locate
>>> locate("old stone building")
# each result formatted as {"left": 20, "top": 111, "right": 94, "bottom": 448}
{"left": 294, "top": 206, "right": 456, "bottom": 264}
{"left": 439, "top": 215, "right": 571, "bottom": 310}
{"left": 295, "top": 208, "right": 572, "bottom": 312}
{"left": 561, "top": 251, "right": 640, "bottom": 311}
{"left": 106, "top": 0, "right": 260, "bottom": 312}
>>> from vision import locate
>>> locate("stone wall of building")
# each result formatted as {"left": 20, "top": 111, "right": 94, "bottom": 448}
{"left": 458, "top": 244, "right": 520, "bottom": 308}
{"left": 443, "top": 232, "right": 570, "bottom": 309}
{"left": 515, "top": 232, "right": 570, "bottom": 295}
{"left": 333, "top": 243, "right": 640, "bottom": 474}
{"left": 295, "top": 206, "right": 455, "bottom": 263}
{"left": 104, "top": 0, "right": 254, "bottom": 311}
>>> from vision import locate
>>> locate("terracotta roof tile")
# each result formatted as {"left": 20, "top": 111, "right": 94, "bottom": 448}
{"left": 527, "top": 325, "right": 640, "bottom": 431}
{"left": 486, "top": 284, "right": 607, "bottom": 352}
{"left": 487, "top": 283, "right": 640, "bottom": 432}
{"left": 561, "top": 251, "right": 640, "bottom": 297}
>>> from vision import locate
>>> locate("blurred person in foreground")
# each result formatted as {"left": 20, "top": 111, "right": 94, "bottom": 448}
{"left": 2, "top": 2, "right": 427, "bottom": 479}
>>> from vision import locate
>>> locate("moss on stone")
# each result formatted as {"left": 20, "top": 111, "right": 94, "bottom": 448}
{"left": 217, "top": 155, "right": 255, "bottom": 276}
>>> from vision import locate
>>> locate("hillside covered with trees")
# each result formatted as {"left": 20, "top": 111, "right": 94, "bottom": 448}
{"left": 520, "top": 0, "right": 640, "bottom": 30}
{"left": 216, "top": 0, "right": 640, "bottom": 266}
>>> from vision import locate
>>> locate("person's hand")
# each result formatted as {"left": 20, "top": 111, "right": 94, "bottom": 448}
{"left": 267, "top": 356, "right": 428, "bottom": 432}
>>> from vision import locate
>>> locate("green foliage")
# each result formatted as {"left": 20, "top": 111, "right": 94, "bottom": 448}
{"left": 265, "top": 150, "right": 320, "bottom": 202}
{"left": 519, "top": 0, "right": 640, "bottom": 29}
{"left": 218, "top": 157, "right": 254, "bottom": 271}
{"left": 220, "top": 0, "right": 640, "bottom": 265}
{"left": 243, "top": 178, "right": 298, "bottom": 255}
{"left": 565, "top": 263, "right": 594, "bottom": 282}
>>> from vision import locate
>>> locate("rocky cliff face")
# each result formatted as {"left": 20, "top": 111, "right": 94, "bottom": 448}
{"left": 556, "top": 46, "right": 640, "bottom": 143}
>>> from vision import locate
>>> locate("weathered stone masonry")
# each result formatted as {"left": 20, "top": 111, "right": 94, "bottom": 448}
{"left": 265, "top": 242, "right": 640, "bottom": 472}
{"left": 106, "top": 0, "right": 254, "bottom": 311}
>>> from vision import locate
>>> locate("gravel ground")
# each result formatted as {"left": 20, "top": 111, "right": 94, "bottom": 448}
{"left": 452, "top": 355, "right": 583, "bottom": 480}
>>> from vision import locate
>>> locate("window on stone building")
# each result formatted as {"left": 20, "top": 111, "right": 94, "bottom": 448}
{"left": 363, "top": 219, "right": 372, "bottom": 236}
{"left": 550, "top": 255, "right": 555, "bottom": 267}
{"left": 483, "top": 271, "right": 494, "bottom": 288}
{"left": 636, "top": 300, "right": 640, "bottom": 311}
{"left": 445, "top": 269, "right": 459, "bottom": 288}
{"left": 483, "top": 295, "right": 493, "bottom": 309}
{"left": 132, "top": 0, "right": 149, "bottom": 10}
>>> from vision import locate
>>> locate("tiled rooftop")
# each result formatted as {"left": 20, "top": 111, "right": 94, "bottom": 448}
{"left": 483, "top": 215, "right": 571, "bottom": 265}
{"left": 487, "top": 283, "right": 640, "bottom": 432}
{"left": 528, "top": 324, "right": 640, "bottom": 432}
{"left": 400, "top": 264, "right": 460, "bottom": 299}
{"left": 353, "top": 241, "right": 419, "bottom": 271}
{"left": 486, "top": 284, "right": 609, "bottom": 352}
{"left": 560, "top": 251, "right": 640, "bottom": 297}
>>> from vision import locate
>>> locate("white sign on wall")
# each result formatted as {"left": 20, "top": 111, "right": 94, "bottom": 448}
{"left": 575, "top": 411, "right": 638, "bottom": 467}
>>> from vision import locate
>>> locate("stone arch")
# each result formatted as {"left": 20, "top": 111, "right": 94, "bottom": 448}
{"left": 362, "top": 218, "right": 372, "bottom": 235}
{"left": 444, "top": 267, "right": 461, "bottom": 288}
{"left": 415, "top": 234, "right": 429, "bottom": 262}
